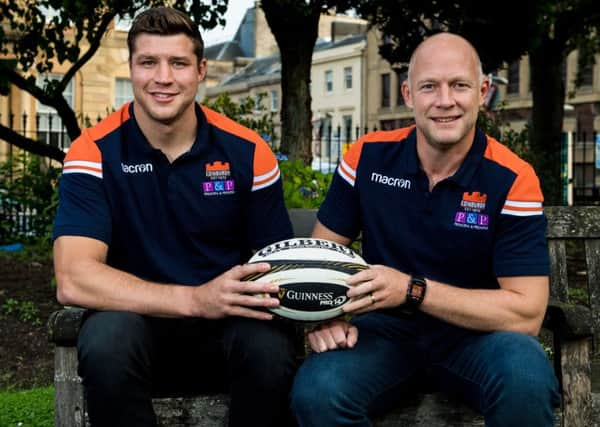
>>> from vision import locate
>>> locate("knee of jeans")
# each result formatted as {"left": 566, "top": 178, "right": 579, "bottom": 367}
{"left": 484, "top": 334, "right": 558, "bottom": 407}
{"left": 77, "top": 311, "right": 150, "bottom": 384}
{"left": 224, "top": 320, "right": 296, "bottom": 382}
{"left": 291, "top": 362, "right": 357, "bottom": 419}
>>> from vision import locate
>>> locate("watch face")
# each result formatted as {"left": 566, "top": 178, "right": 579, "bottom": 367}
{"left": 410, "top": 283, "right": 425, "bottom": 299}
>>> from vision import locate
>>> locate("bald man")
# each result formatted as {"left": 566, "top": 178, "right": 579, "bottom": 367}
{"left": 291, "top": 33, "right": 560, "bottom": 426}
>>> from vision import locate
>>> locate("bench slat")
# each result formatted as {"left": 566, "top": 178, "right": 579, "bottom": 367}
{"left": 585, "top": 239, "right": 600, "bottom": 355}
{"left": 545, "top": 206, "right": 600, "bottom": 239}
{"left": 548, "top": 240, "right": 569, "bottom": 302}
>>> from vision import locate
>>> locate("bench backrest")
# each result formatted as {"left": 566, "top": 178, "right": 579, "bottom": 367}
{"left": 545, "top": 206, "right": 600, "bottom": 353}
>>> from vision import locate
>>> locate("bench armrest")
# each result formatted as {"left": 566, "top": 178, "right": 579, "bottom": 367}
{"left": 543, "top": 299, "right": 593, "bottom": 340}
{"left": 47, "top": 307, "right": 87, "bottom": 346}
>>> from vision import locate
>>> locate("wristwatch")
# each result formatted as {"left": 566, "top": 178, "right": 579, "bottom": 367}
{"left": 405, "top": 275, "right": 427, "bottom": 311}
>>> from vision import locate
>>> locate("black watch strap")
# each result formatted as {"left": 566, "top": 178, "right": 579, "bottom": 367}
{"left": 405, "top": 275, "right": 427, "bottom": 310}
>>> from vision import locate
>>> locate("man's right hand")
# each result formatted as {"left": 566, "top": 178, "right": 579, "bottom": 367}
{"left": 307, "top": 319, "right": 358, "bottom": 353}
{"left": 192, "top": 263, "right": 281, "bottom": 320}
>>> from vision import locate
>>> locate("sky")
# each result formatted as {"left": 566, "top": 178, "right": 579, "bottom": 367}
{"left": 202, "top": 0, "right": 255, "bottom": 46}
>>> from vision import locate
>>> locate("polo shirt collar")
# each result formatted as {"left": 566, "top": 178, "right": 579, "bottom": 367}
{"left": 404, "top": 126, "right": 487, "bottom": 188}
{"left": 188, "top": 103, "right": 210, "bottom": 157}
{"left": 403, "top": 128, "right": 420, "bottom": 175}
{"left": 449, "top": 128, "right": 487, "bottom": 188}
{"left": 127, "top": 102, "right": 210, "bottom": 158}
{"left": 128, "top": 103, "right": 158, "bottom": 155}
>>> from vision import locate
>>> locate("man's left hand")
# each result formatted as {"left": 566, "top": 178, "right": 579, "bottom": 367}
{"left": 343, "top": 265, "right": 408, "bottom": 313}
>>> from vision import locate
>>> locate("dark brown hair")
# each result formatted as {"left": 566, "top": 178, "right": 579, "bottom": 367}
{"left": 127, "top": 7, "right": 204, "bottom": 61}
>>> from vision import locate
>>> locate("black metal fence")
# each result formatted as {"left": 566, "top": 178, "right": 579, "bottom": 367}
{"left": 1, "top": 111, "right": 71, "bottom": 154}
{"left": 0, "top": 112, "right": 68, "bottom": 241}
{"left": 310, "top": 124, "right": 379, "bottom": 173}
{"left": 564, "top": 131, "right": 600, "bottom": 205}
{"left": 0, "top": 189, "right": 36, "bottom": 241}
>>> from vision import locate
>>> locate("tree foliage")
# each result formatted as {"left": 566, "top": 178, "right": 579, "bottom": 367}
{"left": 354, "top": 0, "right": 600, "bottom": 204}
{"left": 203, "top": 92, "right": 277, "bottom": 144}
{"left": 0, "top": 0, "right": 228, "bottom": 163}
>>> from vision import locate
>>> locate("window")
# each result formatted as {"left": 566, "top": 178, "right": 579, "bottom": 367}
{"left": 253, "top": 93, "right": 263, "bottom": 112}
{"left": 396, "top": 72, "right": 407, "bottom": 106}
{"left": 325, "top": 70, "right": 333, "bottom": 93}
{"left": 507, "top": 60, "right": 520, "bottom": 95}
{"left": 580, "top": 62, "right": 594, "bottom": 87}
{"left": 381, "top": 73, "right": 390, "bottom": 107}
{"left": 114, "top": 78, "right": 133, "bottom": 108}
{"left": 36, "top": 74, "right": 74, "bottom": 150}
{"left": 270, "top": 90, "right": 278, "bottom": 112}
{"left": 343, "top": 115, "right": 353, "bottom": 143}
{"left": 344, "top": 67, "right": 352, "bottom": 90}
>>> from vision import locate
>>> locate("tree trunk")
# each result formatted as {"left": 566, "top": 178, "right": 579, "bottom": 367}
{"left": 529, "top": 38, "right": 566, "bottom": 206}
{"left": 261, "top": 0, "right": 323, "bottom": 164}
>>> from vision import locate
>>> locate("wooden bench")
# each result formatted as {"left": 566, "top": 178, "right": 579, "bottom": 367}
{"left": 48, "top": 207, "right": 599, "bottom": 426}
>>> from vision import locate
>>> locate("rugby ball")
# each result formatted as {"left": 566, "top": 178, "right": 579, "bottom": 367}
{"left": 245, "top": 238, "right": 368, "bottom": 322}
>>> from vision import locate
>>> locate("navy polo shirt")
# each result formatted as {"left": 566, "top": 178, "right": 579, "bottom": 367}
{"left": 318, "top": 127, "right": 549, "bottom": 290}
{"left": 53, "top": 102, "right": 293, "bottom": 286}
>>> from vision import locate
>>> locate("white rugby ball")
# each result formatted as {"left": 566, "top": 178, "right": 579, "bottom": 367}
{"left": 245, "top": 238, "right": 368, "bottom": 322}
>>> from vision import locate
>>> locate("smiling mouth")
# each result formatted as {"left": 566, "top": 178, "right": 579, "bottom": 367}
{"left": 432, "top": 116, "right": 460, "bottom": 123}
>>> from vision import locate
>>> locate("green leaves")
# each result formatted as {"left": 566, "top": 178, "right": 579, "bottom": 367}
{"left": 1, "top": 298, "right": 42, "bottom": 327}
{"left": 0, "top": 386, "right": 53, "bottom": 425}
{"left": 203, "top": 92, "right": 277, "bottom": 144}
{"left": 279, "top": 160, "right": 332, "bottom": 209}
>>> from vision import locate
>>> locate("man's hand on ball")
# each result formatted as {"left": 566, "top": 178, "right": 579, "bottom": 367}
{"left": 343, "top": 265, "right": 408, "bottom": 313}
{"left": 192, "top": 263, "right": 280, "bottom": 320}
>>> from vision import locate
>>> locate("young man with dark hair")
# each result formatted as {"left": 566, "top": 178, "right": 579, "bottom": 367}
{"left": 53, "top": 7, "right": 296, "bottom": 426}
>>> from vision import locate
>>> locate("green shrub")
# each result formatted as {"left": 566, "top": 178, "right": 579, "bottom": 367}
{"left": 1, "top": 298, "right": 42, "bottom": 327}
{"left": 0, "top": 386, "right": 53, "bottom": 426}
{"left": 477, "top": 108, "right": 534, "bottom": 164}
{"left": 203, "top": 92, "right": 277, "bottom": 147}
{"left": 0, "top": 152, "right": 60, "bottom": 244}
{"left": 279, "top": 160, "right": 332, "bottom": 208}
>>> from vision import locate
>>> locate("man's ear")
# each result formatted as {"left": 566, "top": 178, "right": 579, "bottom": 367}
{"left": 197, "top": 58, "right": 208, "bottom": 81}
{"left": 402, "top": 81, "right": 413, "bottom": 109}
{"left": 478, "top": 78, "right": 490, "bottom": 107}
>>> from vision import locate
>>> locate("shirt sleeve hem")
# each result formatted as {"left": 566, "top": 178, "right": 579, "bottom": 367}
{"left": 52, "top": 227, "right": 111, "bottom": 244}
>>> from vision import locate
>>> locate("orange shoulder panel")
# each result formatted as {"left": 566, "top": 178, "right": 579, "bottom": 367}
{"left": 64, "top": 132, "right": 102, "bottom": 164}
{"left": 483, "top": 135, "right": 544, "bottom": 203}
{"left": 200, "top": 105, "right": 276, "bottom": 176}
{"left": 86, "top": 103, "right": 131, "bottom": 142}
{"left": 252, "top": 137, "right": 278, "bottom": 178}
{"left": 343, "top": 126, "right": 414, "bottom": 170}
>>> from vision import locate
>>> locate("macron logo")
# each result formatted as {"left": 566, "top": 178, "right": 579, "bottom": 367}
{"left": 121, "top": 162, "right": 154, "bottom": 174}
{"left": 370, "top": 172, "right": 411, "bottom": 189}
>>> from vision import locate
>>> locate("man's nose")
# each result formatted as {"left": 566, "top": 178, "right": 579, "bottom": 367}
{"left": 436, "top": 85, "right": 455, "bottom": 107}
{"left": 154, "top": 61, "right": 173, "bottom": 83}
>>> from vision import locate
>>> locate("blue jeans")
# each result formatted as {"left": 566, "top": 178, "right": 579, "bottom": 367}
{"left": 291, "top": 312, "right": 560, "bottom": 427}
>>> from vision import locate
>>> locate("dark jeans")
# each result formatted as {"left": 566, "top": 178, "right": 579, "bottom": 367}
{"left": 291, "top": 312, "right": 560, "bottom": 427}
{"left": 77, "top": 311, "right": 297, "bottom": 427}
